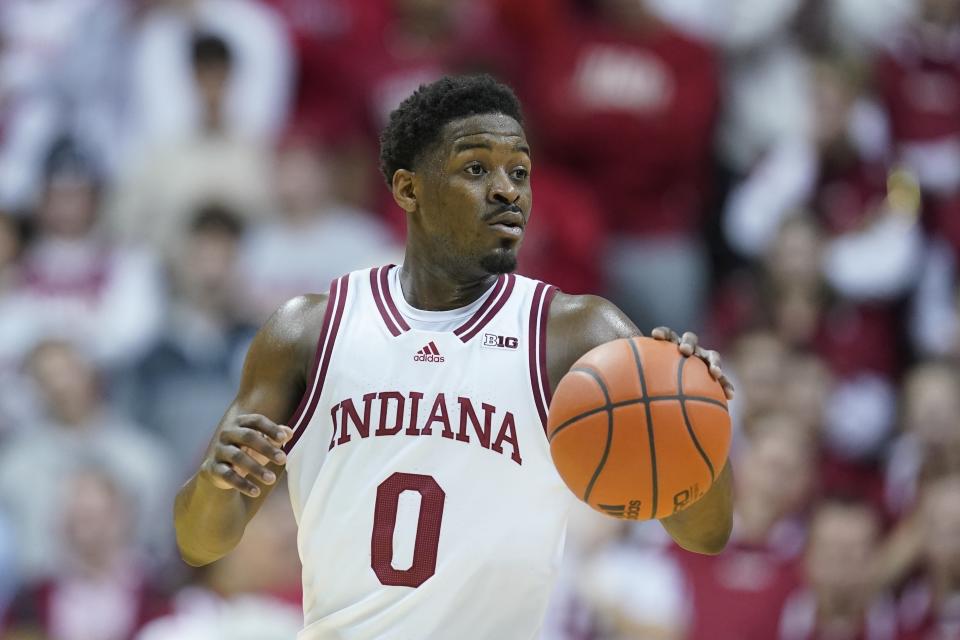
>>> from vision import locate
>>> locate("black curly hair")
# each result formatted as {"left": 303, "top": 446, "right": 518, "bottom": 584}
{"left": 379, "top": 74, "right": 524, "bottom": 187}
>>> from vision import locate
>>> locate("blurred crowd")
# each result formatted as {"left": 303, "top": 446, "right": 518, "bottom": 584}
{"left": 0, "top": 0, "right": 958, "bottom": 638}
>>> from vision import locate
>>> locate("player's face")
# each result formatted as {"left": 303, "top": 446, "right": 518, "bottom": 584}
{"left": 415, "top": 113, "right": 532, "bottom": 277}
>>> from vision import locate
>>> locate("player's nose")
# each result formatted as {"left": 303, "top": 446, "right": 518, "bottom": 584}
{"left": 487, "top": 168, "right": 520, "bottom": 205}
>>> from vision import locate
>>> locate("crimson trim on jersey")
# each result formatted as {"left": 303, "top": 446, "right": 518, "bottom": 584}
{"left": 372, "top": 265, "right": 515, "bottom": 341}
{"left": 456, "top": 274, "right": 516, "bottom": 343}
{"left": 539, "top": 286, "right": 557, "bottom": 405}
{"left": 528, "top": 282, "right": 558, "bottom": 434}
{"left": 380, "top": 265, "right": 411, "bottom": 333}
{"left": 370, "top": 266, "right": 408, "bottom": 337}
{"left": 283, "top": 274, "right": 350, "bottom": 454}
{"left": 453, "top": 275, "right": 505, "bottom": 338}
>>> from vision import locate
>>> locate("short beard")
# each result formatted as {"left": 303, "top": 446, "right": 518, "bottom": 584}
{"left": 480, "top": 249, "right": 517, "bottom": 275}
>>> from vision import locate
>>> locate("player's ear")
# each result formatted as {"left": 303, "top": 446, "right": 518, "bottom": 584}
{"left": 392, "top": 169, "right": 418, "bottom": 214}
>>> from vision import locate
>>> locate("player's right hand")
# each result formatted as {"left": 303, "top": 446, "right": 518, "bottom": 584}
{"left": 201, "top": 414, "right": 293, "bottom": 497}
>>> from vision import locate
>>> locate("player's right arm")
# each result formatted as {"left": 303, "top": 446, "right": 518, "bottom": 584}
{"left": 174, "top": 294, "right": 327, "bottom": 566}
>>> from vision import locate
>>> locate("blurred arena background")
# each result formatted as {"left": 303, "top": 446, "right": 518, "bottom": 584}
{"left": 0, "top": 0, "right": 958, "bottom": 638}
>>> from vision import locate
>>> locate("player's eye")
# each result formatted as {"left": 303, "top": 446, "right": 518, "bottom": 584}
{"left": 511, "top": 167, "right": 529, "bottom": 181}
{"left": 465, "top": 164, "right": 486, "bottom": 176}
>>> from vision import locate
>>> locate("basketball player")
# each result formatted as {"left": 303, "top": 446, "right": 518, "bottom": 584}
{"left": 174, "top": 75, "right": 734, "bottom": 639}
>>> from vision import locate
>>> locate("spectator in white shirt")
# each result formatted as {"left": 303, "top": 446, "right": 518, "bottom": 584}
{"left": 108, "top": 30, "right": 274, "bottom": 263}
{"left": 0, "top": 136, "right": 164, "bottom": 370}
{"left": 237, "top": 135, "right": 399, "bottom": 323}
{"left": 0, "top": 340, "right": 175, "bottom": 579}
{"left": 125, "top": 0, "right": 292, "bottom": 154}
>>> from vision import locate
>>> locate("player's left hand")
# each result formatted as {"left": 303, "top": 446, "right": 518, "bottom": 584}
{"left": 651, "top": 327, "right": 735, "bottom": 400}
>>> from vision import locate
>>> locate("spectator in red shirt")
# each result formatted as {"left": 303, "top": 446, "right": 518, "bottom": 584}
{"left": 676, "top": 419, "right": 814, "bottom": 640}
{"left": 722, "top": 57, "right": 922, "bottom": 380}
{"left": 778, "top": 498, "right": 896, "bottom": 640}
{"left": 898, "top": 474, "right": 960, "bottom": 640}
{"left": 496, "top": 0, "right": 720, "bottom": 331}
{"left": 875, "top": 0, "right": 960, "bottom": 200}
{"left": 357, "top": 0, "right": 522, "bottom": 220}
{"left": 2, "top": 465, "right": 171, "bottom": 640}
{"left": 516, "top": 165, "right": 605, "bottom": 296}
{"left": 341, "top": 0, "right": 511, "bottom": 143}
{"left": 875, "top": 0, "right": 960, "bottom": 262}
{"left": 255, "top": 0, "right": 387, "bottom": 140}
{"left": 715, "top": 212, "right": 904, "bottom": 498}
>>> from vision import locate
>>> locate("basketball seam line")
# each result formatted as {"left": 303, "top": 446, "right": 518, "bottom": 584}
{"left": 547, "top": 395, "right": 726, "bottom": 443}
{"left": 627, "top": 338, "right": 658, "bottom": 520}
{"left": 676, "top": 357, "right": 716, "bottom": 483}
{"left": 569, "top": 366, "right": 614, "bottom": 504}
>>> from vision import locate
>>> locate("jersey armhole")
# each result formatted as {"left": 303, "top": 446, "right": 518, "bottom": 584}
{"left": 283, "top": 274, "right": 351, "bottom": 454}
{"left": 527, "top": 282, "right": 559, "bottom": 436}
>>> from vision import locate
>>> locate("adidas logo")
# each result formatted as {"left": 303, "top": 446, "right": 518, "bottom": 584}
{"left": 598, "top": 500, "right": 642, "bottom": 520}
{"left": 598, "top": 504, "right": 625, "bottom": 519}
{"left": 413, "top": 341, "right": 445, "bottom": 363}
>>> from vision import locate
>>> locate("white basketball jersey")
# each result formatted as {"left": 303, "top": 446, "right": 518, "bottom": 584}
{"left": 283, "top": 265, "right": 573, "bottom": 640}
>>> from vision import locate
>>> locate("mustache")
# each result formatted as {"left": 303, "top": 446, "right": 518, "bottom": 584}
{"left": 484, "top": 203, "right": 523, "bottom": 221}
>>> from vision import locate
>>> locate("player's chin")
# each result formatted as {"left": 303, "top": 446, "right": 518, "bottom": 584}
{"left": 479, "top": 246, "right": 518, "bottom": 275}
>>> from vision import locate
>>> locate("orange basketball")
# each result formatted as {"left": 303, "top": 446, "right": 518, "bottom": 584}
{"left": 547, "top": 336, "right": 731, "bottom": 521}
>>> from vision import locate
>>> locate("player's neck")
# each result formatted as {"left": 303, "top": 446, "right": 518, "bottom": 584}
{"left": 398, "top": 255, "right": 499, "bottom": 311}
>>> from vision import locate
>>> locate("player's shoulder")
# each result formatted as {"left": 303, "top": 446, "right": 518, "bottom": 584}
{"left": 257, "top": 293, "right": 329, "bottom": 362}
{"left": 548, "top": 292, "right": 638, "bottom": 343}
{"left": 271, "top": 292, "right": 329, "bottom": 334}
{"left": 236, "top": 293, "right": 332, "bottom": 391}
{"left": 545, "top": 292, "right": 641, "bottom": 386}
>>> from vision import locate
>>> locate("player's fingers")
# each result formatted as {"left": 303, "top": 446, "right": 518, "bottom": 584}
{"left": 216, "top": 445, "right": 277, "bottom": 486}
{"left": 243, "top": 445, "right": 273, "bottom": 467}
{"left": 701, "top": 349, "right": 723, "bottom": 379}
{"left": 236, "top": 414, "right": 294, "bottom": 444}
{"left": 679, "top": 331, "right": 698, "bottom": 356}
{"left": 651, "top": 326, "right": 680, "bottom": 343}
{"left": 209, "top": 462, "right": 262, "bottom": 497}
{"left": 221, "top": 427, "right": 287, "bottom": 465}
{"left": 692, "top": 346, "right": 722, "bottom": 377}
{"left": 720, "top": 376, "right": 735, "bottom": 400}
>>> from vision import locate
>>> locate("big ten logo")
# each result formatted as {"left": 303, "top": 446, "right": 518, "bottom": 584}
{"left": 482, "top": 334, "right": 519, "bottom": 350}
{"left": 672, "top": 484, "right": 703, "bottom": 514}
{"left": 626, "top": 499, "right": 642, "bottom": 520}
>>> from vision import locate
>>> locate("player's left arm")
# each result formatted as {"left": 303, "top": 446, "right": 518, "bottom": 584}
{"left": 546, "top": 293, "right": 734, "bottom": 555}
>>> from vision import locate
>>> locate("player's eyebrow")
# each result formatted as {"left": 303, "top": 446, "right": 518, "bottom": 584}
{"left": 452, "top": 140, "right": 531, "bottom": 156}
{"left": 453, "top": 141, "right": 493, "bottom": 153}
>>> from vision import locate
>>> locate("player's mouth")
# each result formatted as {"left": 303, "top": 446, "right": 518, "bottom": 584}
{"left": 486, "top": 210, "right": 524, "bottom": 239}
